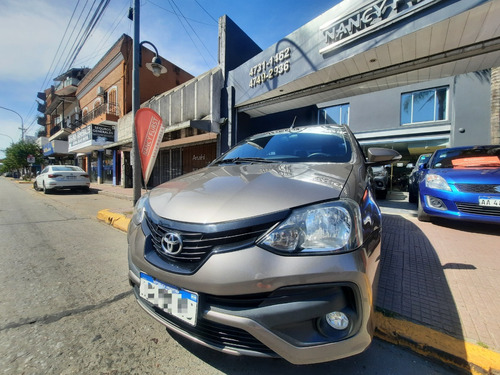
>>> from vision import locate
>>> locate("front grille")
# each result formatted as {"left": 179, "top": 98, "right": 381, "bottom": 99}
{"left": 456, "top": 202, "right": 500, "bottom": 217}
{"left": 145, "top": 214, "right": 272, "bottom": 264}
{"left": 156, "top": 307, "right": 275, "bottom": 355}
{"left": 455, "top": 183, "right": 500, "bottom": 194}
{"left": 142, "top": 209, "right": 290, "bottom": 274}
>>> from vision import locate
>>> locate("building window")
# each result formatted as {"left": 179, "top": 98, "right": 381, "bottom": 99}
{"left": 318, "top": 103, "right": 350, "bottom": 125}
{"left": 401, "top": 87, "right": 448, "bottom": 125}
{"left": 108, "top": 87, "right": 119, "bottom": 115}
{"left": 93, "top": 98, "right": 102, "bottom": 109}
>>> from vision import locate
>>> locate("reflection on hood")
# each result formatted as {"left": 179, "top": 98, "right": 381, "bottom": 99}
{"left": 148, "top": 163, "right": 352, "bottom": 223}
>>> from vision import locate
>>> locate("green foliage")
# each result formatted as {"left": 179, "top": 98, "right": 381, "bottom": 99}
{"left": 0, "top": 140, "right": 43, "bottom": 173}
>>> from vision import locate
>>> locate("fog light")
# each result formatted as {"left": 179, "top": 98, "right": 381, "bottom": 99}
{"left": 326, "top": 311, "right": 349, "bottom": 330}
{"left": 426, "top": 196, "right": 447, "bottom": 211}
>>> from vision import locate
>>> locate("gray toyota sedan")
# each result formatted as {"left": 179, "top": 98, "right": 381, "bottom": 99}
{"left": 128, "top": 124, "right": 400, "bottom": 364}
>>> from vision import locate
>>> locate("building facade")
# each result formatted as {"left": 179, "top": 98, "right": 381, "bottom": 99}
{"left": 37, "top": 68, "right": 90, "bottom": 165}
{"left": 69, "top": 34, "right": 193, "bottom": 185}
{"left": 222, "top": 0, "right": 500, "bottom": 185}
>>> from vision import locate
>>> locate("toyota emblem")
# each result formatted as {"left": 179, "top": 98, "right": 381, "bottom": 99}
{"left": 161, "top": 232, "right": 183, "bottom": 255}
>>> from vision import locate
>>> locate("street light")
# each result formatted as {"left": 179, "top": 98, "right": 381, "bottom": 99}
{"left": 0, "top": 106, "right": 24, "bottom": 141}
{"left": 131, "top": 0, "right": 167, "bottom": 205}
{"left": 140, "top": 41, "right": 168, "bottom": 77}
{"left": 0, "top": 133, "right": 14, "bottom": 143}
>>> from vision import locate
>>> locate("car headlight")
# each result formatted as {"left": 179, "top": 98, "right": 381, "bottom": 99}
{"left": 257, "top": 200, "right": 363, "bottom": 255}
{"left": 131, "top": 193, "right": 149, "bottom": 225}
{"left": 425, "top": 174, "right": 451, "bottom": 191}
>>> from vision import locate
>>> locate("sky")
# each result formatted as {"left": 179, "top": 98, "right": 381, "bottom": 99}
{"left": 0, "top": 0, "right": 339, "bottom": 158}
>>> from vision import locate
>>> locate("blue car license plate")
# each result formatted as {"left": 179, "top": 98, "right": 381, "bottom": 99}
{"left": 139, "top": 273, "right": 198, "bottom": 326}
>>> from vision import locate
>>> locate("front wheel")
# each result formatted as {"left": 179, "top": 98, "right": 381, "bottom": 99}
{"left": 417, "top": 195, "right": 431, "bottom": 222}
{"left": 33, "top": 181, "right": 39, "bottom": 191}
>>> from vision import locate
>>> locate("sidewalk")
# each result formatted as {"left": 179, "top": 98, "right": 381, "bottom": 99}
{"left": 93, "top": 184, "right": 500, "bottom": 374}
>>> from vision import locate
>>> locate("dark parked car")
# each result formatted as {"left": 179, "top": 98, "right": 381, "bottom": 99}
{"left": 417, "top": 145, "right": 500, "bottom": 223}
{"left": 369, "top": 165, "right": 389, "bottom": 199}
{"left": 128, "top": 124, "right": 401, "bottom": 364}
{"left": 408, "top": 153, "right": 432, "bottom": 203}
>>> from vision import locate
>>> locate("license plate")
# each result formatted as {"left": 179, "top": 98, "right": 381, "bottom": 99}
{"left": 139, "top": 273, "right": 198, "bottom": 326}
{"left": 66, "top": 176, "right": 76, "bottom": 180}
{"left": 479, "top": 197, "right": 500, "bottom": 207}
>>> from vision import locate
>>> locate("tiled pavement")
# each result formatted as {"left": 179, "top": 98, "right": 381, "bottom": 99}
{"left": 91, "top": 183, "right": 500, "bottom": 371}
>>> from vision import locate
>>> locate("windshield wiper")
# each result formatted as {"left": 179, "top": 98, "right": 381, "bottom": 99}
{"left": 215, "top": 157, "right": 278, "bottom": 165}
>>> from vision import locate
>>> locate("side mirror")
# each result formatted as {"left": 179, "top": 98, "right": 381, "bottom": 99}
{"left": 366, "top": 148, "right": 401, "bottom": 165}
{"left": 418, "top": 163, "right": 427, "bottom": 171}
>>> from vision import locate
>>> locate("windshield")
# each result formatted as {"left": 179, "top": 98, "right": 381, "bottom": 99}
{"left": 213, "top": 127, "right": 352, "bottom": 164}
{"left": 51, "top": 166, "right": 84, "bottom": 172}
{"left": 430, "top": 146, "right": 500, "bottom": 169}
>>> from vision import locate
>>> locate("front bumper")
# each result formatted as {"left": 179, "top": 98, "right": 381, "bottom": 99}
{"left": 420, "top": 188, "right": 500, "bottom": 224}
{"left": 128, "top": 221, "right": 381, "bottom": 364}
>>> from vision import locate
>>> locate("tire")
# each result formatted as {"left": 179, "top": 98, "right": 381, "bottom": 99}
{"left": 417, "top": 195, "right": 431, "bottom": 222}
{"left": 408, "top": 189, "right": 417, "bottom": 203}
{"left": 33, "top": 181, "right": 39, "bottom": 191}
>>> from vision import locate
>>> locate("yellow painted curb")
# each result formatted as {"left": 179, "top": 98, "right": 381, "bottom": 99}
{"left": 97, "top": 209, "right": 131, "bottom": 232}
{"left": 375, "top": 311, "right": 500, "bottom": 374}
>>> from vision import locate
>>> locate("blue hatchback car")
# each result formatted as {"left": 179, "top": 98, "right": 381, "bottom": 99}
{"left": 417, "top": 145, "right": 500, "bottom": 223}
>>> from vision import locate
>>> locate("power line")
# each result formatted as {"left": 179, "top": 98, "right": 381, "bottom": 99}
{"left": 193, "top": 0, "right": 218, "bottom": 23}
{"left": 167, "top": 0, "right": 217, "bottom": 68}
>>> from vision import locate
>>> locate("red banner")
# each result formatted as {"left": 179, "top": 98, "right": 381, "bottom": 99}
{"left": 135, "top": 108, "right": 165, "bottom": 186}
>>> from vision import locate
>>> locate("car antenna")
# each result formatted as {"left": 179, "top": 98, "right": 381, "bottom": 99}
{"left": 289, "top": 116, "right": 297, "bottom": 130}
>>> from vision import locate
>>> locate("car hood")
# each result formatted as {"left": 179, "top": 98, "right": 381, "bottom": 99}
{"left": 429, "top": 167, "right": 500, "bottom": 184}
{"left": 148, "top": 163, "right": 353, "bottom": 223}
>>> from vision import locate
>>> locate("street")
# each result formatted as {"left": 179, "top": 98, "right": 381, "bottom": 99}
{"left": 0, "top": 177, "right": 460, "bottom": 374}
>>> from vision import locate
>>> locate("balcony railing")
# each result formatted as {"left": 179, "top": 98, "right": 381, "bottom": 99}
{"left": 55, "top": 77, "right": 80, "bottom": 92}
{"left": 82, "top": 102, "right": 119, "bottom": 125}
{"left": 49, "top": 125, "right": 61, "bottom": 136}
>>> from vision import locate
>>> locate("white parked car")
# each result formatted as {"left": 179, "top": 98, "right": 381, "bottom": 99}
{"left": 34, "top": 165, "right": 90, "bottom": 194}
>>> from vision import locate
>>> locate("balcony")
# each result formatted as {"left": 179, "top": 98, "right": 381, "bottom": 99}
{"left": 82, "top": 102, "right": 119, "bottom": 126}
{"left": 37, "top": 102, "right": 46, "bottom": 113}
{"left": 37, "top": 115, "right": 47, "bottom": 126}
{"left": 55, "top": 77, "right": 80, "bottom": 96}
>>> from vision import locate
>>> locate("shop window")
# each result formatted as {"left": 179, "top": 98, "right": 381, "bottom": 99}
{"left": 318, "top": 104, "right": 350, "bottom": 125}
{"left": 401, "top": 87, "right": 448, "bottom": 125}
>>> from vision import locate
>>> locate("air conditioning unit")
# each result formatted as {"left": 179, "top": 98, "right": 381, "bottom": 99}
{"left": 96, "top": 86, "right": 105, "bottom": 96}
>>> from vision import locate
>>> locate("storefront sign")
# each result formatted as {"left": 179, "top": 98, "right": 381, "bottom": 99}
{"left": 135, "top": 108, "right": 165, "bottom": 186}
{"left": 320, "top": 0, "right": 439, "bottom": 54}
{"left": 92, "top": 124, "right": 114, "bottom": 144}
{"left": 249, "top": 47, "right": 292, "bottom": 88}
{"left": 43, "top": 142, "right": 55, "bottom": 156}
{"left": 68, "top": 124, "right": 115, "bottom": 152}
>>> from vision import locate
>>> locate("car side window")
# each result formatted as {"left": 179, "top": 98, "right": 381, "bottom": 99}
{"left": 41, "top": 168, "right": 48, "bottom": 174}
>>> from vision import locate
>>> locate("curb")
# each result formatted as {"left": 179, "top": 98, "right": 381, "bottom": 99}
{"left": 97, "top": 209, "right": 131, "bottom": 232}
{"left": 96, "top": 207, "right": 500, "bottom": 374}
{"left": 374, "top": 311, "right": 500, "bottom": 374}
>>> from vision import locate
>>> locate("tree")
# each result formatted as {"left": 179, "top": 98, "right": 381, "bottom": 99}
{"left": 0, "top": 141, "right": 43, "bottom": 176}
